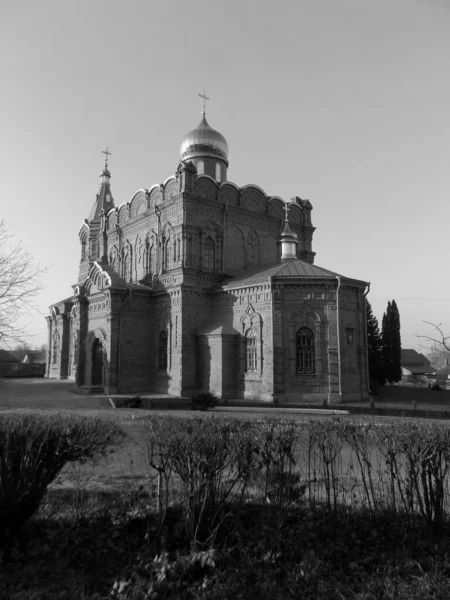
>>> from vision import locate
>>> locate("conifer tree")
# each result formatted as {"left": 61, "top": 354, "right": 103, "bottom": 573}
{"left": 366, "top": 300, "right": 385, "bottom": 385}
{"left": 381, "top": 300, "right": 402, "bottom": 383}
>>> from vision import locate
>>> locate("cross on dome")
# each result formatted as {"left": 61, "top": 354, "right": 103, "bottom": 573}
{"left": 198, "top": 89, "right": 210, "bottom": 115}
{"left": 102, "top": 147, "right": 112, "bottom": 167}
{"left": 283, "top": 201, "right": 293, "bottom": 222}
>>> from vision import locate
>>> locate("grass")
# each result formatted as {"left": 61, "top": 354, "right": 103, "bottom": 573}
{"left": 3, "top": 489, "right": 450, "bottom": 599}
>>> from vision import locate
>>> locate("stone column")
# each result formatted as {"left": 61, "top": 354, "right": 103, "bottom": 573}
{"left": 45, "top": 316, "right": 52, "bottom": 378}
{"left": 76, "top": 297, "right": 88, "bottom": 387}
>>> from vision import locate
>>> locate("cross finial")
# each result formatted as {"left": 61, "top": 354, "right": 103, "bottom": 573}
{"left": 283, "top": 201, "right": 292, "bottom": 222}
{"left": 198, "top": 89, "right": 210, "bottom": 115}
{"left": 102, "top": 147, "right": 111, "bottom": 167}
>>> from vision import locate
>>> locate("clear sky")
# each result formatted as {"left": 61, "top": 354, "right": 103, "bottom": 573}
{"left": 1, "top": 0, "right": 449, "bottom": 352}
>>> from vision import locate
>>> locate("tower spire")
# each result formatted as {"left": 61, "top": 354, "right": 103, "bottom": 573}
{"left": 88, "top": 147, "right": 115, "bottom": 222}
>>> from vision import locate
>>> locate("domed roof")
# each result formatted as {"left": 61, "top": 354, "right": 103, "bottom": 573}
{"left": 180, "top": 113, "right": 229, "bottom": 163}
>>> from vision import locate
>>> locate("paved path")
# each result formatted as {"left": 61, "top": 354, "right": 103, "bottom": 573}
{"left": 0, "top": 378, "right": 351, "bottom": 419}
{"left": 1, "top": 378, "right": 450, "bottom": 424}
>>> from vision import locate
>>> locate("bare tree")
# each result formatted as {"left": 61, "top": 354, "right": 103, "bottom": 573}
{"left": 416, "top": 321, "right": 450, "bottom": 354}
{"left": 0, "top": 220, "right": 47, "bottom": 348}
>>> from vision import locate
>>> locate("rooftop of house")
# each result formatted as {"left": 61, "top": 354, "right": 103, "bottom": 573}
{"left": 0, "top": 349, "right": 19, "bottom": 363}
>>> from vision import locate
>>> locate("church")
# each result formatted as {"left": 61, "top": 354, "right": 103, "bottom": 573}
{"left": 46, "top": 100, "right": 370, "bottom": 403}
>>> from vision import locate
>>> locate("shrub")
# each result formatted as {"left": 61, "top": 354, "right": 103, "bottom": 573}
{"left": 191, "top": 390, "right": 218, "bottom": 411}
{"left": 121, "top": 396, "right": 143, "bottom": 409}
{"left": 249, "top": 418, "right": 304, "bottom": 507}
{"left": 0, "top": 413, "right": 124, "bottom": 560}
{"left": 142, "top": 416, "right": 257, "bottom": 548}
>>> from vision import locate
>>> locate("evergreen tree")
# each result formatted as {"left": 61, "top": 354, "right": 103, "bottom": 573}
{"left": 366, "top": 300, "right": 385, "bottom": 385}
{"left": 381, "top": 300, "right": 402, "bottom": 383}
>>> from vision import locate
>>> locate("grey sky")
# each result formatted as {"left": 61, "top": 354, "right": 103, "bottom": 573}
{"left": 1, "top": 0, "right": 449, "bottom": 349}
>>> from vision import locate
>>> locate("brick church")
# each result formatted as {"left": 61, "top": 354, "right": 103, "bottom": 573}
{"left": 46, "top": 103, "right": 370, "bottom": 403}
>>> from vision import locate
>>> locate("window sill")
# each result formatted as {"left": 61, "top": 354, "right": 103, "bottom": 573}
{"left": 244, "top": 373, "right": 262, "bottom": 381}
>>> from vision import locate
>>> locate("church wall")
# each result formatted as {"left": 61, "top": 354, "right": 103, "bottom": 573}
{"left": 272, "top": 282, "right": 369, "bottom": 404}
{"left": 47, "top": 309, "right": 71, "bottom": 380}
{"left": 274, "top": 282, "right": 339, "bottom": 404}
{"left": 211, "top": 284, "right": 274, "bottom": 402}
{"left": 179, "top": 289, "right": 215, "bottom": 396}
{"left": 118, "top": 310, "right": 154, "bottom": 392}
{"left": 82, "top": 293, "right": 113, "bottom": 390}
{"left": 338, "top": 286, "right": 369, "bottom": 400}
{"left": 196, "top": 333, "right": 239, "bottom": 399}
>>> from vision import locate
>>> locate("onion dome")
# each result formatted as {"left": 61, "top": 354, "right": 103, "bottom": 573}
{"left": 180, "top": 114, "right": 229, "bottom": 164}
{"left": 280, "top": 217, "right": 298, "bottom": 260}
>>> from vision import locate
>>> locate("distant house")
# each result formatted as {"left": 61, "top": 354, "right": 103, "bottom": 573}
{"left": 0, "top": 349, "right": 19, "bottom": 364}
{"left": 22, "top": 350, "right": 46, "bottom": 364}
{"left": 0, "top": 348, "right": 46, "bottom": 378}
{"left": 434, "top": 358, "right": 450, "bottom": 387}
{"left": 401, "top": 349, "right": 436, "bottom": 381}
{"left": 0, "top": 349, "right": 19, "bottom": 377}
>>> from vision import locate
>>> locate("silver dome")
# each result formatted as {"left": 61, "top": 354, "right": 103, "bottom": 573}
{"left": 180, "top": 114, "right": 229, "bottom": 163}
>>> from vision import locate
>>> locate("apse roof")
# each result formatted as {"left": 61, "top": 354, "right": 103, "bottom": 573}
{"left": 223, "top": 258, "right": 367, "bottom": 288}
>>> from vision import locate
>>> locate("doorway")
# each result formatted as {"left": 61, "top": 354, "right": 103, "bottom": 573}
{"left": 92, "top": 339, "right": 104, "bottom": 386}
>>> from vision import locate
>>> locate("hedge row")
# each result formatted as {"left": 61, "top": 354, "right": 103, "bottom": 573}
{"left": 141, "top": 416, "right": 450, "bottom": 547}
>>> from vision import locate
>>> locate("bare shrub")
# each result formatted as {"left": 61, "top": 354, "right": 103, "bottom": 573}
{"left": 142, "top": 416, "right": 257, "bottom": 549}
{"left": 249, "top": 418, "right": 305, "bottom": 507}
{"left": 303, "top": 420, "right": 345, "bottom": 516}
{"left": 0, "top": 414, "right": 124, "bottom": 560}
{"left": 373, "top": 421, "right": 450, "bottom": 527}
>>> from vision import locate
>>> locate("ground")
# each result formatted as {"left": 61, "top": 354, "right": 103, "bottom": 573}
{"left": 3, "top": 378, "right": 450, "bottom": 599}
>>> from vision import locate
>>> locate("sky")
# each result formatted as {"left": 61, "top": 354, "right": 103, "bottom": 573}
{"left": 1, "top": 0, "right": 449, "bottom": 352}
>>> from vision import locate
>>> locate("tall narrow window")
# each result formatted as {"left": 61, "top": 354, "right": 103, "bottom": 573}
{"left": 215, "top": 162, "right": 221, "bottom": 182}
{"left": 246, "top": 328, "right": 258, "bottom": 372}
{"left": 81, "top": 238, "right": 87, "bottom": 261}
{"left": 159, "top": 330, "right": 168, "bottom": 371}
{"left": 296, "top": 327, "right": 315, "bottom": 374}
{"left": 203, "top": 237, "right": 215, "bottom": 272}
{"left": 164, "top": 240, "right": 171, "bottom": 271}
{"left": 197, "top": 160, "right": 204, "bottom": 174}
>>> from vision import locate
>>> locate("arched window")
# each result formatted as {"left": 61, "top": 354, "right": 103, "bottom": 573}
{"left": 296, "top": 327, "right": 315, "bottom": 374}
{"left": 215, "top": 162, "right": 221, "bottom": 182}
{"left": 159, "top": 330, "right": 168, "bottom": 371}
{"left": 164, "top": 239, "right": 171, "bottom": 271}
{"left": 123, "top": 250, "right": 130, "bottom": 282}
{"left": 203, "top": 237, "right": 215, "bottom": 272}
{"left": 197, "top": 160, "right": 204, "bottom": 175}
{"left": 246, "top": 328, "right": 258, "bottom": 372}
{"left": 81, "top": 237, "right": 87, "bottom": 261}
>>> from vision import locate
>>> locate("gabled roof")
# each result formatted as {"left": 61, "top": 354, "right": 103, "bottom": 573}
{"left": 401, "top": 350, "right": 435, "bottom": 374}
{"left": 223, "top": 258, "right": 367, "bottom": 288}
{"left": 23, "top": 350, "right": 46, "bottom": 363}
{"left": 401, "top": 349, "right": 433, "bottom": 367}
{"left": 9, "top": 349, "right": 27, "bottom": 362}
{"left": 0, "top": 349, "right": 19, "bottom": 363}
